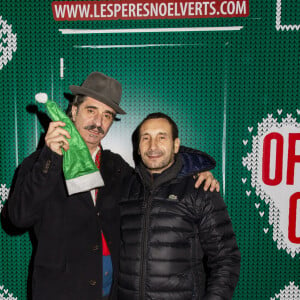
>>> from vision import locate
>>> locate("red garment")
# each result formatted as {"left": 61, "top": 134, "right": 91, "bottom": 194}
{"left": 95, "top": 149, "right": 110, "bottom": 256}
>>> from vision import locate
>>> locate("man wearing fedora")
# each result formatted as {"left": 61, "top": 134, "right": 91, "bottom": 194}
{"left": 7, "top": 72, "right": 219, "bottom": 300}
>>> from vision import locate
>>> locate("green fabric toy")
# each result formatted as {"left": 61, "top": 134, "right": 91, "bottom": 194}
{"left": 35, "top": 93, "right": 104, "bottom": 195}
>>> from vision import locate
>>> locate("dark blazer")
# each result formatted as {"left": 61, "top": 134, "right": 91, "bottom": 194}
{"left": 8, "top": 145, "right": 133, "bottom": 300}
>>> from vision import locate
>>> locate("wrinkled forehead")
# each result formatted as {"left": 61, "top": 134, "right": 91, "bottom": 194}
{"left": 81, "top": 96, "right": 116, "bottom": 114}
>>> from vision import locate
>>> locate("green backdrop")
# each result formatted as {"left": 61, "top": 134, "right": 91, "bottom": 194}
{"left": 0, "top": 0, "right": 299, "bottom": 299}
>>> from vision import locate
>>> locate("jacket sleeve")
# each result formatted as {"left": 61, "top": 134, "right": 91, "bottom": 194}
{"left": 8, "top": 146, "right": 63, "bottom": 228}
{"left": 196, "top": 191, "right": 241, "bottom": 300}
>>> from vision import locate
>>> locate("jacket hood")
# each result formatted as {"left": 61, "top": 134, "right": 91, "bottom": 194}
{"left": 178, "top": 145, "right": 216, "bottom": 177}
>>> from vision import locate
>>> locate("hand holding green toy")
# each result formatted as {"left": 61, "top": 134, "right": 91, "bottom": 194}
{"left": 35, "top": 93, "right": 104, "bottom": 195}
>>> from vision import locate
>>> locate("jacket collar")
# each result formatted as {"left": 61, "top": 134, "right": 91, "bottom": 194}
{"left": 136, "top": 155, "right": 183, "bottom": 189}
{"left": 135, "top": 146, "right": 216, "bottom": 189}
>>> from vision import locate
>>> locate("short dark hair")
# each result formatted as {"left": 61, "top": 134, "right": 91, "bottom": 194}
{"left": 136, "top": 112, "right": 179, "bottom": 141}
{"left": 66, "top": 95, "right": 86, "bottom": 119}
{"left": 131, "top": 112, "right": 179, "bottom": 165}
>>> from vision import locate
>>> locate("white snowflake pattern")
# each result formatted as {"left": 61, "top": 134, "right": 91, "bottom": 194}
{"left": 0, "top": 184, "right": 10, "bottom": 213}
{"left": 0, "top": 16, "right": 17, "bottom": 70}
{"left": 0, "top": 285, "right": 17, "bottom": 300}
{"left": 243, "top": 111, "right": 300, "bottom": 258}
{"left": 270, "top": 282, "right": 300, "bottom": 300}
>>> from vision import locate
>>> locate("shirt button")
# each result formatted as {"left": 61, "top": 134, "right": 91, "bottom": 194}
{"left": 89, "top": 280, "right": 97, "bottom": 286}
{"left": 42, "top": 160, "right": 51, "bottom": 174}
{"left": 105, "top": 272, "right": 109, "bottom": 276}
{"left": 92, "top": 245, "right": 99, "bottom": 251}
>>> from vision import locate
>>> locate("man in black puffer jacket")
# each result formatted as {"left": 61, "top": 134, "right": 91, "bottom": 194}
{"left": 118, "top": 112, "right": 241, "bottom": 300}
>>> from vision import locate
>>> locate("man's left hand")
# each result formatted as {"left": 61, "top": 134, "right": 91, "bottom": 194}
{"left": 194, "top": 171, "right": 220, "bottom": 192}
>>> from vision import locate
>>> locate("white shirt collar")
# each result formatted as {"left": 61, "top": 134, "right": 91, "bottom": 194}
{"left": 91, "top": 146, "right": 101, "bottom": 162}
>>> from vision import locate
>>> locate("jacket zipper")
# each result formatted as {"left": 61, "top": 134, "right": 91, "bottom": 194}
{"left": 139, "top": 188, "right": 153, "bottom": 300}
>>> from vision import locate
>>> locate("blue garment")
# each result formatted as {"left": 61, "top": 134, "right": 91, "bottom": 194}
{"left": 102, "top": 255, "right": 113, "bottom": 296}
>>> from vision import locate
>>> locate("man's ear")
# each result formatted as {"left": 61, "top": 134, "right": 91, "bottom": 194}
{"left": 174, "top": 138, "right": 180, "bottom": 153}
{"left": 71, "top": 106, "right": 77, "bottom": 122}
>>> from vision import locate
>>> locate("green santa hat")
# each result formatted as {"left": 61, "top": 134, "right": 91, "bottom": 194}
{"left": 35, "top": 93, "right": 104, "bottom": 195}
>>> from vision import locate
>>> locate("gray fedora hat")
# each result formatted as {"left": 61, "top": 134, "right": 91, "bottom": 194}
{"left": 69, "top": 72, "right": 126, "bottom": 114}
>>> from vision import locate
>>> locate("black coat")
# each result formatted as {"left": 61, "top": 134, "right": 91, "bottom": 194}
{"left": 118, "top": 152, "right": 241, "bottom": 300}
{"left": 8, "top": 145, "right": 133, "bottom": 300}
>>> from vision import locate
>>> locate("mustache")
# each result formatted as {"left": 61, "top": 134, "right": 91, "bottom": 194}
{"left": 84, "top": 125, "right": 104, "bottom": 134}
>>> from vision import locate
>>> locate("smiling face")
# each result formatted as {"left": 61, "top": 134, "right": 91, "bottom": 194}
{"left": 138, "top": 118, "right": 180, "bottom": 174}
{"left": 71, "top": 96, "right": 116, "bottom": 154}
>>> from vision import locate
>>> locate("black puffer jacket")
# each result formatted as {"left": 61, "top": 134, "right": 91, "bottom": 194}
{"left": 118, "top": 149, "right": 241, "bottom": 300}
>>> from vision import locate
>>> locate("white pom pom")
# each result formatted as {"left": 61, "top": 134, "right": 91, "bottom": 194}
{"left": 35, "top": 93, "right": 48, "bottom": 103}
